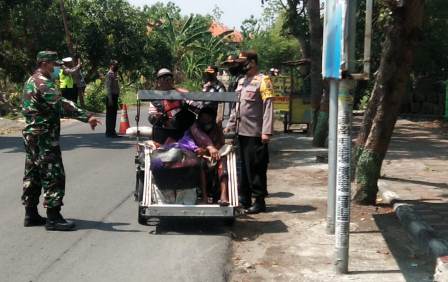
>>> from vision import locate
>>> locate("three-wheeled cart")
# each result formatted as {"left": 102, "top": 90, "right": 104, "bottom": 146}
{"left": 132, "top": 90, "right": 240, "bottom": 225}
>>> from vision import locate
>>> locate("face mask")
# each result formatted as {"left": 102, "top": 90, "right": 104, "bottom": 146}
{"left": 241, "top": 61, "right": 252, "bottom": 75}
{"left": 51, "top": 66, "right": 60, "bottom": 80}
{"left": 112, "top": 66, "right": 118, "bottom": 72}
{"left": 204, "top": 74, "right": 215, "bottom": 82}
{"left": 199, "top": 122, "right": 214, "bottom": 133}
{"left": 228, "top": 65, "right": 243, "bottom": 76}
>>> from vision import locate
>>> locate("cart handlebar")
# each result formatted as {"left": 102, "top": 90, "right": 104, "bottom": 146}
{"left": 137, "top": 90, "right": 238, "bottom": 102}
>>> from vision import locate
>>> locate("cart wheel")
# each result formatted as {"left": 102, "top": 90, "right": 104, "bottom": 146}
{"left": 134, "top": 170, "right": 144, "bottom": 202}
{"left": 138, "top": 206, "right": 147, "bottom": 225}
{"left": 302, "top": 124, "right": 309, "bottom": 134}
{"left": 223, "top": 218, "right": 235, "bottom": 226}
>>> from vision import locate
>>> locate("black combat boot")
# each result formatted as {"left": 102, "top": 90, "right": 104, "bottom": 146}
{"left": 45, "top": 207, "right": 76, "bottom": 231}
{"left": 24, "top": 206, "right": 46, "bottom": 227}
{"left": 238, "top": 196, "right": 252, "bottom": 209}
{"left": 247, "top": 197, "right": 266, "bottom": 214}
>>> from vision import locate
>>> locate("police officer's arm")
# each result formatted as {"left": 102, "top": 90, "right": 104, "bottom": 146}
{"left": 62, "top": 63, "right": 81, "bottom": 75}
{"left": 105, "top": 72, "right": 112, "bottom": 97}
{"left": 260, "top": 75, "right": 274, "bottom": 139}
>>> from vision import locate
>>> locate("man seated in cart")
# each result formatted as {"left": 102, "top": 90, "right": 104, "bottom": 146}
{"left": 148, "top": 68, "right": 196, "bottom": 144}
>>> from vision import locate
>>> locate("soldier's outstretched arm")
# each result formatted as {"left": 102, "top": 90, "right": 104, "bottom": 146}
{"left": 61, "top": 97, "right": 102, "bottom": 130}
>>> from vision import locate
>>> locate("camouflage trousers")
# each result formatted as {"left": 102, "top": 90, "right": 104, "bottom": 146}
{"left": 22, "top": 133, "right": 65, "bottom": 208}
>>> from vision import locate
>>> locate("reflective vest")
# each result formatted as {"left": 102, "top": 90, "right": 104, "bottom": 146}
{"left": 59, "top": 69, "right": 74, "bottom": 89}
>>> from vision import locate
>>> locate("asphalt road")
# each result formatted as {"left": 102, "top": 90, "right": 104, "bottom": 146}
{"left": 0, "top": 117, "right": 231, "bottom": 282}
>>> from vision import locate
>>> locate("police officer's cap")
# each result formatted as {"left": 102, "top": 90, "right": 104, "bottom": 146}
{"left": 204, "top": 65, "right": 218, "bottom": 74}
{"left": 36, "top": 51, "right": 63, "bottom": 65}
{"left": 156, "top": 68, "right": 173, "bottom": 78}
{"left": 222, "top": 55, "right": 238, "bottom": 66}
{"left": 236, "top": 51, "right": 258, "bottom": 64}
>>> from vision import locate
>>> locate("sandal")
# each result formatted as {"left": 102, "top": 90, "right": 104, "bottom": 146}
{"left": 218, "top": 200, "right": 230, "bottom": 206}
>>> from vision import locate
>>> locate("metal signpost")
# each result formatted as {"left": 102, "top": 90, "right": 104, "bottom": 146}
{"left": 322, "top": 0, "right": 346, "bottom": 236}
{"left": 323, "top": 0, "right": 372, "bottom": 274}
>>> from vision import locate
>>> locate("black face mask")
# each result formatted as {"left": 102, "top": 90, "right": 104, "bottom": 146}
{"left": 228, "top": 64, "right": 244, "bottom": 76}
{"left": 241, "top": 61, "right": 252, "bottom": 75}
{"left": 204, "top": 73, "right": 215, "bottom": 82}
{"left": 112, "top": 66, "right": 118, "bottom": 72}
{"left": 199, "top": 122, "right": 215, "bottom": 133}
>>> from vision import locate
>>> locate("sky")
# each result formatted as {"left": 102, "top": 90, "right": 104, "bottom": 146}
{"left": 128, "top": 0, "right": 264, "bottom": 29}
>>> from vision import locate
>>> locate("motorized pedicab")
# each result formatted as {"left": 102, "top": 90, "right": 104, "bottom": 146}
{"left": 130, "top": 90, "right": 240, "bottom": 225}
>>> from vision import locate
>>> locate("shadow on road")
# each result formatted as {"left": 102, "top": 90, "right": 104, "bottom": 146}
{"left": 72, "top": 218, "right": 142, "bottom": 232}
{"left": 0, "top": 133, "right": 134, "bottom": 153}
{"left": 230, "top": 204, "right": 316, "bottom": 242}
{"left": 267, "top": 204, "right": 316, "bottom": 213}
{"left": 382, "top": 176, "right": 448, "bottom": 190}
{"left": 150, "top": 218, "right": 232, "bottom": 236}
{"left": 267, "top": 192, "right": 295, "bottom": 198}
{"left": 372, "top": 212, "right": 435, "bottom": 282}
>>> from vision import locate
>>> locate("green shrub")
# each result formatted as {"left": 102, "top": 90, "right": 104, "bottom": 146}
{"left": 178, "top": 79, "right": 202, "bottom": 91}
{"left": 84, "top": 79, "right": 106, "bottom": 113}
{"left": 119, "top": 85, "right": 138, "bottom": 106}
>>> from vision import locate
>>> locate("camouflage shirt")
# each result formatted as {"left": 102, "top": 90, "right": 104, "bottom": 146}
{"left": 22, "top": 69, "right": 90, "bottom": 135}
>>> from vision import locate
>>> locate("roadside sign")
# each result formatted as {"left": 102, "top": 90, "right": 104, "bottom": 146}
{"left": 322, "top": 0, "right": 347, "bottom": 79}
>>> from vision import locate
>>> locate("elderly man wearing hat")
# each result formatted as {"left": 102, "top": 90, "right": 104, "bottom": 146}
{"left": 148, "top": 68, "right": 196, "bottom": 144}
{"left": 59, "top": 56, "right": 81, "bottom": 104}
{"left": 21, "top": 51, "right": 101, "bottom": 231}
{"left": 225, "top": 51, "right": 274, "bottom": 214}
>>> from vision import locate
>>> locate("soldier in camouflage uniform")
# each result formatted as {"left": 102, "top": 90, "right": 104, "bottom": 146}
{"left": 22, "top": 51, "right": 101, "bottom": 231}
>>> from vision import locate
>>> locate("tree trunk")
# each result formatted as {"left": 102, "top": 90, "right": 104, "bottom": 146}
{"left": 353, "top": 0, "right": 425, "bottom": 205}
{"left": 59, "top": 0, "right": 74, "bottom": 56}
{"left": 307, "top": 0, "right": 325, "bottom": 146}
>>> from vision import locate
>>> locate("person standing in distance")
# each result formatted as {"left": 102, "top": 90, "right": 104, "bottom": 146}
{"left": 225, "top": 51, "right": 274, "bottom": 214}
{"left": 60, "top": 57, "right": 81, "bottom": 104}
{"left": 105, "top": 60, "right": 120, "bottom": 138}
{"left": 22, "top": 51, "right": 101, "bottom": 231}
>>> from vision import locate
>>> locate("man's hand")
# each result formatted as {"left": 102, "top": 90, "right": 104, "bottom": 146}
{"left": 261, "top": 134, "right": 270, "bottom": 144}
{"left": 206, "top": 146, "right": 220, "bottom": 161}
{"left": 88, "top": 117, "right": 102, "bottom": 130}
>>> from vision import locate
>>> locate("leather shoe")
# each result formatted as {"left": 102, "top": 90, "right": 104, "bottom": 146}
{"left": 24, "top": 207, "right": 46, "bottom": 227}
{"left": 247, "top": 198, "right": 266, "bottom": 214}
{"left": 45, "top": 208, "right": 76, "bottom": 231}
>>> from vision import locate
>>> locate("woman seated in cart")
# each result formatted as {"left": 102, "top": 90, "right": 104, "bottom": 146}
{"left": 150, "top": 106, "right": 229, "bottom": 206}
{"left": 193, "top": 107, "right": 229, "bottom": 206}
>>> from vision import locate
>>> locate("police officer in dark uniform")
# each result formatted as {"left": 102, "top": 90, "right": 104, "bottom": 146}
{"left": 225, "top": 51, "right": 274, "bottom": 214}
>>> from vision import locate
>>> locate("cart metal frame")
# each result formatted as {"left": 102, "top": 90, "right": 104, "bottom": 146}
{"left": 134, "top": 90, "right": 240, "bottom": 224}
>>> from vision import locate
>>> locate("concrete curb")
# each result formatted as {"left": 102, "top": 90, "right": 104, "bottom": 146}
{"left": 381, "top": 190, "right": 448, "bottom": 281}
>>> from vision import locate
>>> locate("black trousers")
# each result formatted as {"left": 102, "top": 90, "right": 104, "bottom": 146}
{"left": 61, "top": 87, "right": 78, "bottom": 104}
{"left": 238, "top": 135, "right": 269, "bottom": 199}
{"left": 106, "top": 95, "right": 119, "bottom": 135}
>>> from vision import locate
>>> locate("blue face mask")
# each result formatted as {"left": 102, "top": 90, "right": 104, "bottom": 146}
{"left": 51, "top": 66, "right": 61, "bottom": 80}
